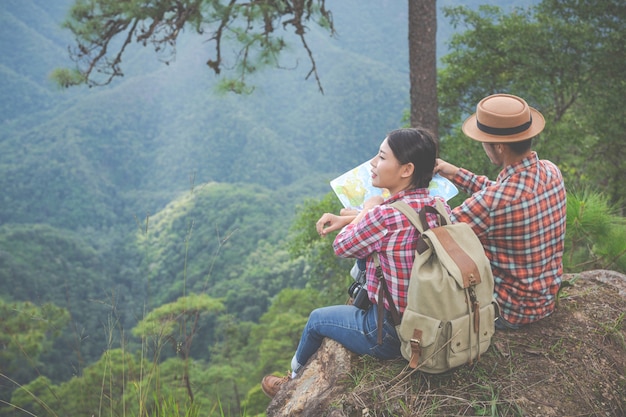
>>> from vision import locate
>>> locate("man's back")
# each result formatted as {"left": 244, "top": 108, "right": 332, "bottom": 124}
{"left": 451, "top": 152, "right": 566, "bottom": 325}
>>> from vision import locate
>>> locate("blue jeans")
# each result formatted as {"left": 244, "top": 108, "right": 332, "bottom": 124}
{"left": 291, "top": 304, "right": 401, "bottom": 374}
{"left": 495, "top": 315, "right": 522, "bottom": 330}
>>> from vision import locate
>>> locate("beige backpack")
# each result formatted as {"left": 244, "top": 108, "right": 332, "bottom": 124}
{"left": 376, "top": 200, "right": 499, "bottom": 373}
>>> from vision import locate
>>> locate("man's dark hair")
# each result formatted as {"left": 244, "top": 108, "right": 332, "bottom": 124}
{"left": 386, "top": 127, "right": 438, "bottom": 189}
{"left": 508, "top": 138, "right": 533, "bottom": 155}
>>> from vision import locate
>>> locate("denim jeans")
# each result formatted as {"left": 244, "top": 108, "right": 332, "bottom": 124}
{"left": 495, "top": 315, "right": 521, "bottom": 330}
{"left": 291, "top": 304, "right": 401, "bottom": 374}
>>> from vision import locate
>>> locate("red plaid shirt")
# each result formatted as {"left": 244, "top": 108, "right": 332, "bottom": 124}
{"left": 333, "top": 189, "right": 450, "bottom": 314}
{"left": 451, "top": 152, "right": 566, "bottom": 325}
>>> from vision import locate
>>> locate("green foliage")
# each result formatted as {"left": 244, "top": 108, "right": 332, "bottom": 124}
{"left": 254, "top": 288, "right": 326, "bottom": 378}
{"left": 0, "top": 299, "right": 69, "bottom": 401}
{"left": 288, "top": 192, "right": 353, "bottom": 301}
{"left": 132, "top": 293, "right": 225, "bottom": 365}
{"left": 6, "top": 348, "right": 147, "bottom": 417}
{"left": 149, "top": 394, "right": 200, "bottom": 417}
{"left": 564, "top": 189, "right": 626, "bottom": 272}
{"left": 0, "top": 224, "right": 123, "bottom": 381}
{"left": 288, "top": 192, "right": 342, "bottom": 258}
{"left": 242, "top": 384, "right": 269, "bottom": 417}
{"left": 0, "top": 1, "right": 410, "bottom": 231}
{"left": 59, "top": 0, "right": 335, "bottom": 91}
{"left": 438, "top": 0, "right": 626, "bottom": 271}
{"left": 134, "top": 182, "right": 301, "bottom": 308}
{"left": 49, "top": 68, "right": 86, "bottom": 88}
{"left": 3, "top": 287, "right": 324, "bottom": 416}
{"left": 206, "top": 316, "right": 259, "bottom": 412}
{"left": 222, "top": 242, "right": 310, "bottom": 321}
{"left": 1, "top": 375, "right": 59, "bottom": 417}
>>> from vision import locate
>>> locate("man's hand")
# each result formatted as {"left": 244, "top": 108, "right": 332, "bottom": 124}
{"left": 340, "top": 208, "right": 359, "bottom": 216}
{"left": 346, "top": 195, "right": 384, "bottom": 227}
{"left": 363, "top": 195, "right": 384, "bottom": 210}
{"left": 435, "top": 158, "right": 460, "bottom": 180}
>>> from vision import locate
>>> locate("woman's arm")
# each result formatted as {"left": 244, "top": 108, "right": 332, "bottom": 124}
{"left": 332, "top": 195, "right": 387, "bottom": 259}
{"left": 316, "top": 196, "right": 385, "bottom": 237}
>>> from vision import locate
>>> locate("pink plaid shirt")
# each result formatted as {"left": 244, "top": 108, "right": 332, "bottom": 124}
{"left": 451, "top": 152, "right": 567, "bottom": 325}
{"left": 333, "top": 189, "right": 450, "bottom": 314}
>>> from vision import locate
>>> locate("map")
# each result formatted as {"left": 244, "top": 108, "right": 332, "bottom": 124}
{"left": 330, "top": 160, "right": 458, "bottom": 209}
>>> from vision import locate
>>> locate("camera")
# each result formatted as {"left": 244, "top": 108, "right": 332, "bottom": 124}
{"left": 348, "top": 258, "right": 372, "bottom": 310}
{"left": 348, "top": 281, "right": 372, "bottom": 310}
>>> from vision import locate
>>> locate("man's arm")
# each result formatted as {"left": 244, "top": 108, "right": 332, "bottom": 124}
{"left": 436, "top": 158, "right": 494, "bottom": 195}
{"left": 434, "top": 158, "right": 459, "bottom": 180}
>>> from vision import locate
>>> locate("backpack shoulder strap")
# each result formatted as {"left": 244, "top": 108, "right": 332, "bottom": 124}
{"left": 393, "top": 199, "right": 451, "bottom": 231}
{"left": 391, "top": 200, "right": 426, "bottom": 232}
{"left": 393, "top": 199, "right": 447, "bottom": 254}
{"left": 434, "top": 198, "right": 451, "bottom": 223}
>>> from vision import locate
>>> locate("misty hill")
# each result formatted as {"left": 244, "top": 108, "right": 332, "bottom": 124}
{"left": 0, "top": 0, "right": 413, "bottom": 232}
{"left": 0, "top": 0, "right": 538, "bottom": 230}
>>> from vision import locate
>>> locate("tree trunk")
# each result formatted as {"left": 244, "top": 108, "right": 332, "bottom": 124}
{"left": 408, "top": 0, "right": 438, "bottom": 134}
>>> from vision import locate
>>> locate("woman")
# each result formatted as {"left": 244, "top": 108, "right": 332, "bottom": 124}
{"left": 261, "top": 127, "right": 450, "bottom": 398}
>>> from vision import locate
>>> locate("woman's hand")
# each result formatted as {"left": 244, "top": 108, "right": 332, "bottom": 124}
{"left": 317, "top": 196, "right": 384, "bottom": 237}
{"left": 316, "top": 213, "right": 354, "bottom": 237}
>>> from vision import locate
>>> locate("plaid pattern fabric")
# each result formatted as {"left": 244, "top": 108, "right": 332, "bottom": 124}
{"left": 333, "top": 189, "right": 450, "bottom": 314}
{"left": 451, "top": 152, "right": 566, "bottom": 325}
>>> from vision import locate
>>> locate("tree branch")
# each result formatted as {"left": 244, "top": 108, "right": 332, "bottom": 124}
{"left": 61, "top": 0, "right": 334, "bottom": 92}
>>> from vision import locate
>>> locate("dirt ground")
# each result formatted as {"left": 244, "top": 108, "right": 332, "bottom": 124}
{"left": 345, "top": 270, "right": 626, "bottom": 417}
{"left": 475, "top": 271, "right": 625, "bottom": 416}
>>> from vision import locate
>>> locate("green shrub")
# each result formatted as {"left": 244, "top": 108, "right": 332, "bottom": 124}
{"left": 564, "top": 189, "right": 626, "bottom": 273}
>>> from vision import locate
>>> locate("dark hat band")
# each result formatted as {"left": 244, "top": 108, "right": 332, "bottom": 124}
{"left": 476, "top": 116, "right": 533, "bottom": 136}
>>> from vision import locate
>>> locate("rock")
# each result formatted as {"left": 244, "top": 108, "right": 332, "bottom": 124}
{"left": 572, "top": 269, "right": 626, "bottom": 298}
{"left": 266, "top": 338, "right": 356, "bottom": 417}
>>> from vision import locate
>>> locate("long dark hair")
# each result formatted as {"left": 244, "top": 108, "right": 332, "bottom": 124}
{"left": 386, "top": 127, "right": 438, "bottom": 189}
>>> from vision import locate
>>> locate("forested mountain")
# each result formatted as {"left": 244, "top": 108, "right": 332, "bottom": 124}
{"left": 1, "top": 0, "right": 416, "bottom": 399}
{"left": 0, "top": 0, "right": 415, "bottom": 232}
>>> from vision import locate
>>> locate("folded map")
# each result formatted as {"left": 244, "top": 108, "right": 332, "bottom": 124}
{"left": 330, "top": 160, "right": 458, "bottom": 209}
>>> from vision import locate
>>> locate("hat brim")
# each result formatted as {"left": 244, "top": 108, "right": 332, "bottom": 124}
{"left": 462, "top": 107, "right": 545, "bottom": 143}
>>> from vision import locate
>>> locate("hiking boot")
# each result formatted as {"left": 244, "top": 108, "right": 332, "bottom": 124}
{"left": 261, "top": 374, "right": 290, "bottom": 398}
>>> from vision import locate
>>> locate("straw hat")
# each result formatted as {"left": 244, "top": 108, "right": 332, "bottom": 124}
{"left": 462, "top": 94, "right": 545, "bottom": 143}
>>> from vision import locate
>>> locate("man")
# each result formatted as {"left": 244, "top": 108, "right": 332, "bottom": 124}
{"left": 436, "top": 93, "right": 566, "bottom": 330}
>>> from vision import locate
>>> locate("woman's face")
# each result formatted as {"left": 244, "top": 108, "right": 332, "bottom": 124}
{"left": 370, "top": 137, "right": 410, "bottom": 195}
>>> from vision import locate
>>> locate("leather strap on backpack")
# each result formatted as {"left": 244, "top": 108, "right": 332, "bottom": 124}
{"left": 409, "top": 329, "right": 423, "bottom": 368}
{"left": 430, "top": 226, "right": 482, "bottom": 288}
